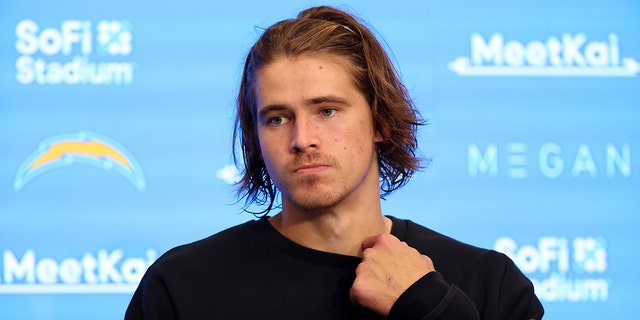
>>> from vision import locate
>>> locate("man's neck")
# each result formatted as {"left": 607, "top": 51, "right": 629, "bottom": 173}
{"left": 269, "top": 204, "right": 391, "bottom": 257}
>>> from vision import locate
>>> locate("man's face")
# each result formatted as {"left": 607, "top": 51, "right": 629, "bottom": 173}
{"left": 254, "top": 54, "right": 381, "bottom": 212}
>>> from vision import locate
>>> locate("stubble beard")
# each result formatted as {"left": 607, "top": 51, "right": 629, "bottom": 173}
{"left": 277, "top": 152, "right": 349, "bottom": 212}
{"left": 282, "top": 175, "right": 349, "bottom": 212}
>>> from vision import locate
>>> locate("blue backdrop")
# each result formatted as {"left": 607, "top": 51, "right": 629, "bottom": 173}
{"left": 1, "top": 0, "right": 638, "bottom": 319}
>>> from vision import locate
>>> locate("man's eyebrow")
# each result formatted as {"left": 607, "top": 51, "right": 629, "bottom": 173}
{"left": 305, "top": 95, "right": 349, "bottom": 106}
{"left": 257, "top": 105, "right": 287, "bottom": 119}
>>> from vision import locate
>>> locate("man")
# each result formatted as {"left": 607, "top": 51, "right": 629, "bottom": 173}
{"left": 126, "top": 6, "right": 544, "bottom": 319}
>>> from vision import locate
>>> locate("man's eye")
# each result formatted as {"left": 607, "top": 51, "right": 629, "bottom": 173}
{"left": 320, "top": 109, "right": 337, "bottom": 117}
{"left": 269, "top": 116, "right": 289, "bottom": 125}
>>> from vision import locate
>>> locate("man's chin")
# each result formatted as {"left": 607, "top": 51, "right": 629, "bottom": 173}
{"left": 287, "top": 191, "right": 343, "bottom": 212}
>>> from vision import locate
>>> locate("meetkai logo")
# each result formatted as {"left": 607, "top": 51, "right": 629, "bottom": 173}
{"left": 0, "top": 249, "right": 156, "bottom": 294}
{"left": 495, "top": 236, "right": 609, "bottom": 302}
{"left": 449, "top": 33, "right": 640, "bottom": 77}
{"left": 15, "top": 19, "right": 134, "bottom": 85}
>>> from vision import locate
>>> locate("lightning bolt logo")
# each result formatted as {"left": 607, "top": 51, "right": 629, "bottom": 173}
{"left": 14, "top": 132, "right": 146, "bottom": 191}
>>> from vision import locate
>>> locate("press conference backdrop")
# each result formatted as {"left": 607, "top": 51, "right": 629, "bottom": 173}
{"left": 1, "top": 0, "right": 638, "bottom": 318}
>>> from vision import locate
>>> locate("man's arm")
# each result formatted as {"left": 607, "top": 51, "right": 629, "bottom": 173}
{"left": 349, "top": 233, "right": 543, "bottom": 320}
{"left": 387, "top": 272, "right": 481, "bottom": 320}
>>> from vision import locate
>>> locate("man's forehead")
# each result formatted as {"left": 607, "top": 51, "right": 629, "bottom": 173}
{"left": 253, "top": 55, "right": 361, "bottom": 107}
{"left": 256, "top": 52, "right": 357, "bottom": 79}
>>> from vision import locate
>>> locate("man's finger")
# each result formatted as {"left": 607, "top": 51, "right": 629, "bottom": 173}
{"left": 361, "top": 234, "right": 380, "bottom": 250}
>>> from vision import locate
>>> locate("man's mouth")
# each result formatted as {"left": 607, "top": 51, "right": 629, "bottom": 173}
{"left": 294, "top": 163, "right": 328, "bottom": 175}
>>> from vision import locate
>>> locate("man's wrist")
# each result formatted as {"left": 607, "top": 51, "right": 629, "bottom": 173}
{"left": 388, "top": 271, "right": 449, "bottom": 320}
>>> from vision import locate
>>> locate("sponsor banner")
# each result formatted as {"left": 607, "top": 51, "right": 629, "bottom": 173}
{"left": 468, "top": 142, "right": 632, "bottom": 179}
{"left": 1, "top": 1, "right": 638, "bottom": 320}
{"left": 449, "top": 33, "right": 640, "bottom": 77}
{"left": 13, "top": 132, "right": 146, "bottom": 191}
{"left": 14, "top": 19, "right": 135, "bottom": 85}
{"left": 0, "top": 249, "right": 156, "bottom": 294}
{"left": 495, "top": 236, "right": 609, "bottom": 303}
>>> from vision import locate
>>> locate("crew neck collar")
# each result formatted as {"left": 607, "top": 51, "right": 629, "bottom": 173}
{"left": 254, "top": 215, "right": 407, "bottom": 268}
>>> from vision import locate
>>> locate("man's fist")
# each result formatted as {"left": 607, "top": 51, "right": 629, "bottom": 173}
{"left": 349, "top": 233, "right": 435, "bottom": 317}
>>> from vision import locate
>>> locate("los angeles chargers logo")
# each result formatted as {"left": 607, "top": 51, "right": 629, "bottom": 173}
{"left": 14, "top": 131, "right": 145, "bottom": 191}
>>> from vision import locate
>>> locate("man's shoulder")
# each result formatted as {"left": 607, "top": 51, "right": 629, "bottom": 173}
{"left": 390, "top": 216, "right": 522, "bottom": 291}
{"left": 149, "top": 218, "right": 266, "bottom": 272}
{"left": 390, "top": 216, "right": 512, "bottom": 268}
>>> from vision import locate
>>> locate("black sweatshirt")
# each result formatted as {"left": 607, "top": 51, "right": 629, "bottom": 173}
{"left": 126, "top": 216, "right": 544, "bottom": 319}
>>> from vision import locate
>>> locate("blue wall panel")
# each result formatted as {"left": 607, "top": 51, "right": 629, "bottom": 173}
{"left": 1, "top": 1, "right": 638, "bottom": 319}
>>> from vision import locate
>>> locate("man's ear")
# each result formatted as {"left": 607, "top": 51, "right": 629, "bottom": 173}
{"left": 374, "top": 132, "right": 383, "bottom": 143}
{"left": 374, "top": 127, "right": 386, "bottom": 143}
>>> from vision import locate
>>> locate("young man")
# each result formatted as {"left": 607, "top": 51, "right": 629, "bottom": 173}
{"left": 126, "top": 6, "right": 544, "bottom": 319}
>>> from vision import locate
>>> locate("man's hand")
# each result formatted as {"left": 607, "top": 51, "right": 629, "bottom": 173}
{"left": 349, "top": 233, "right": 436, "bottom": 317}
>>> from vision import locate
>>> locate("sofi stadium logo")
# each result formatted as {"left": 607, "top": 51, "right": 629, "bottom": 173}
{"left": 449, "top": 33, "right": 639, "bottom": 77}
{"left": 0, "top": 249, "right": 156, "bottom": 294}
{"left": 495, "top": 236, "right": 609, "bottom": 302}
{"left": 15, "top": 19, "right": 134, "bottom": 85}
{"left": 468, "top": 142, "right": 631, "bottom": 179}
{"left": 14, "top": 132, "right": 145, "bottom": 190}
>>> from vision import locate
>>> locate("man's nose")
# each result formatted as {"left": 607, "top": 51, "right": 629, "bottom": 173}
{"left": 290, "top": 117, "right": 319, "bottom": 153}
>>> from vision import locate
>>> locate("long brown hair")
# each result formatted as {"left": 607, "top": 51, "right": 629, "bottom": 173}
{"left": 233, "top": 6, "right": 425, "bottom": 215}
